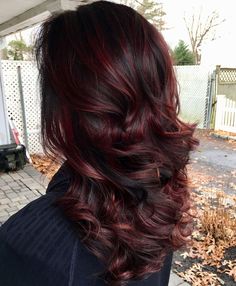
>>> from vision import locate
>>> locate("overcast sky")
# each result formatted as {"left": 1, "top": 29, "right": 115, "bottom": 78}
{"left": 161, "top": 0, "right": 236, "bottom": 67}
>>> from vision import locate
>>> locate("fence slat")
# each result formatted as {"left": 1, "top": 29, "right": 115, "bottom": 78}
{"left": 215, "top": 94, "right": 236, "bottom": 133}
{"left": 233, "top": 100, "right": 236, "bottom": 128}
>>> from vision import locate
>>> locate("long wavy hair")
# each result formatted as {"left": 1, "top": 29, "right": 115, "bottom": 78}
{"left": 35, "top": 1, "right": 198, "bottom": 285}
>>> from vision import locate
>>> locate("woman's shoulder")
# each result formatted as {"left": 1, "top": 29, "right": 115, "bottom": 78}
{"left": 0, "top": 165, "right": 106, "bottom": 285}
{"left": 0, "top": 191, "right": 79, "bottom": 285}
{"left": 1, "top": 191, "right": 65, "bottom": 231}
{"left": 0, "top": 191, "right": 77, "bottom": 254}
{"left": 0, "top": 163, "right": 75, "bottom": 250}
{"left": 0, "top": 162, "right": 71, "bottom": 235}
{"left": 0, "top": 192, "right": 106, "bottom": 286}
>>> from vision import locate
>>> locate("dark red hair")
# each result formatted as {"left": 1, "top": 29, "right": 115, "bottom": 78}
{"left": 35, "top": 1, "right": 198, "bottom": 284}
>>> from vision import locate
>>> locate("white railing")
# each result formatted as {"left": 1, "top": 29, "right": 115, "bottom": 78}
{"left": 215, "top": 95, "right": 236, "bottom": 133}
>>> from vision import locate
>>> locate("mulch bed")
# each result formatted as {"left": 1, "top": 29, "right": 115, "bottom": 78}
{"left": 30, "top": 129, "right": 236, "bottom": 286}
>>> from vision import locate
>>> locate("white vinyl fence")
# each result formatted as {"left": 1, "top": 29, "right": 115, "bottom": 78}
{"left": 1, "top": 60, "right": 42, "bottom": 154}
{"left": 215, "top": 95, "right": 236, "bottom": 133}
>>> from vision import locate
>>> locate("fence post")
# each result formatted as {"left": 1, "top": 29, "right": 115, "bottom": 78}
{"left": 215, "top": 94, "right": 226, "bottom": 131}
{"left": 17, "top": 65, "right": 29, "bottom": 150}
{"left": 0, "top": 60, "right": 11, "bottom": 145}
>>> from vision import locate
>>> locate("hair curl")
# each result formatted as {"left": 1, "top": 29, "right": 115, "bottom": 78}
{"left": 35, "top": 1, "right": 198, "bottom": 285}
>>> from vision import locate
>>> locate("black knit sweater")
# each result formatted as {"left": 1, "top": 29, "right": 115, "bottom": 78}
{"left": 0, "top": 165, "right": 173, "bottom": 286}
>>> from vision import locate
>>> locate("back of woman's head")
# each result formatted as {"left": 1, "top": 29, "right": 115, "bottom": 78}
{"left": 35, "top": 1, "right": 198, "bottom": 284}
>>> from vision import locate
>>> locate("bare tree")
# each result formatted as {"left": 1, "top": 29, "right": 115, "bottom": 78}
{"left": 122, "top": 0, "right": 166, "bottom": 31}
{"left": 184, "top": 9, "right": 224, "bottom": 64}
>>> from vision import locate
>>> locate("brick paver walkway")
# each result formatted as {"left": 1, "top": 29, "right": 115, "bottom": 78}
{"left": 0, "top": 164, "right": 189, "bottom": 286}
{"left": 0, "top": 164, "right": 48, "bottom": 225}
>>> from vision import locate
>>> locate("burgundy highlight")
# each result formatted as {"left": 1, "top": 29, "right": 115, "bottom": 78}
{"left": 35, "top": 1, "right": 198, "bottom": 285}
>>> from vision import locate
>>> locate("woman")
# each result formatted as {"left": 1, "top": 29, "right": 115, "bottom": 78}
{"left": 0, "top": 1, "right": 198, "bottom": 285}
